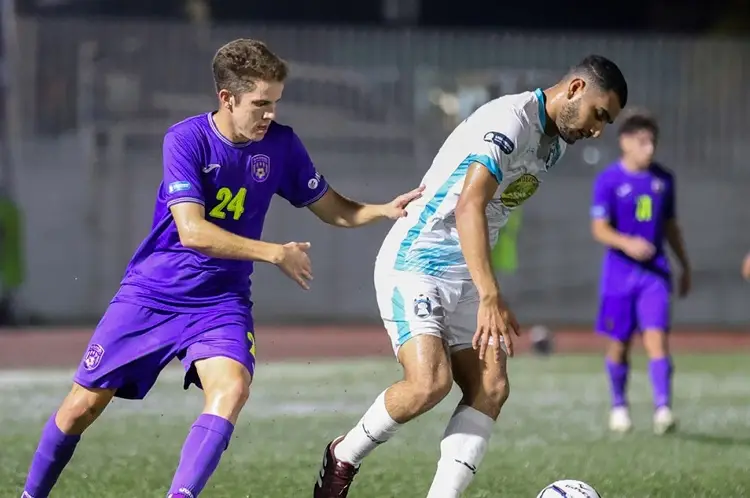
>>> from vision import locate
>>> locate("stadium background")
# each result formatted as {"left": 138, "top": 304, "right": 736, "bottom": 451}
{"left": 1, "top": 0, "right": 749, "bottom": 329}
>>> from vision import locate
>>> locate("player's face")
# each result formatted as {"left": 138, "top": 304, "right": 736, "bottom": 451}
{"left": 619, "top": 130, "right": 655, "bottom": 168}
{"left": 221, "top": 80, "right": 284, "bottom": 141}
{"left": 556, "top": 79, "right": 623, "bottom": 145}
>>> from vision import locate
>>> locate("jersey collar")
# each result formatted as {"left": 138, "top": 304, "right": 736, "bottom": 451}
{"left": 533, "top": 88, "right": 546, "bottom": 131}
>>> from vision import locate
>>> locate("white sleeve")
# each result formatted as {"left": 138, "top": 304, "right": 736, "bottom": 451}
{"left": 465, "top": 110, "right": 528, "bottom": 184}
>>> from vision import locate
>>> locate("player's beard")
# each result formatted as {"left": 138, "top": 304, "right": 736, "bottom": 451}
{"left": 556, "top": 99, "right": 582, "bottom": 144}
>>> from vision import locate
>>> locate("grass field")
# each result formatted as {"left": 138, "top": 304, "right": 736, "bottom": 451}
{"left": 1, "top": 353, "right": 748, "bottom": 498}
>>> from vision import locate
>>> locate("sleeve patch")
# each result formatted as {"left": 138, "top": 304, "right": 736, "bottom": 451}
{"left": 483, "top": 131, "right": 515, "bottom": 154}
{"left": 168, "top": 181, "right": 192, "bottom": 194}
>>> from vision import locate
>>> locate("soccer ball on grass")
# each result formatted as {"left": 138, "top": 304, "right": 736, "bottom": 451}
{"left": 536, "top": 479, "right": 602, "bottom": 497}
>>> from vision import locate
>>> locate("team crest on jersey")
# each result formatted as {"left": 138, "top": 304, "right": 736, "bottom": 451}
{"left": 82, "top": 344, "right": 105, "bottom": 371}
{"left": 251, "top": 154, "right": 271, "bottom": 183}
{"left": 500, "top": 174, "right": 540, "bottom": 208}
{"left": 617, "top": 184, "right": 632, "bottom": 197}
{"left": 651, "top": 179, "right": 664, "bottom": 192}
{"left": 413, "top": 294, "right": 433, "bottom": 318}
{"left": 483, "top": 132, "right": 515, "bottom": 155}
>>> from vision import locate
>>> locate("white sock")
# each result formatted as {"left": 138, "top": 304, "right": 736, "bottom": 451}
{"left": 426, "top": 405, "right": 494, "bottom": 498}
{"left": 334, "top": 390, "right": 401, "bottom": 465}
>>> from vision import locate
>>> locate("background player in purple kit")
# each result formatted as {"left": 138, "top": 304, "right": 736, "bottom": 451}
{"left": 590, "top": 113, "right": 691, "bottom": 435}
{"left": 20, "top": 39, "right": 423, "bottom": 498}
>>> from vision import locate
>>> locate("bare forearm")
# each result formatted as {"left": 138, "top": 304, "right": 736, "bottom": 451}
{"left": 456, "top": 206, "right": 499, "bottom": 300}
{"left": 592, "top": 222, "right": 631, "bottom": 251}
{"left": 181, "top": 219, "right": 282, "bottom": 263}
{"left": 323, "top": 197, "right": 386, "bottom": 228}
{"left": 666, "top": 222, "right": 690, "bottom": 270}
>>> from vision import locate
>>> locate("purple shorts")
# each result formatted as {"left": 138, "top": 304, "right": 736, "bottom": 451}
{"left": 73, "top": 301, "right": 256, "bottom": 400}
{"left": 596, "top": 275, "right": 671, "bottom": 342}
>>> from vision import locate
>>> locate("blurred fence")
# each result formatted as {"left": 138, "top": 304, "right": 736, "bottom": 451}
{"left": 2, "top": 18, "right": 749, "bottom": 325}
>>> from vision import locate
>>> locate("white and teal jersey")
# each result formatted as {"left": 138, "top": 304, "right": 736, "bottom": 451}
{"left": 376, "top": 88, "right": 567, "bottom": 280}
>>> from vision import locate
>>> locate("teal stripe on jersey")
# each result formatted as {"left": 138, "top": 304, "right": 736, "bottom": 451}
{"left": 534, "top": 88, "right": 546, "bottom": 130}
{"left": 394, "top": 153, "right": 502, "bottom": 276}
{"left": 391, "top": 287, "right": 411, "bottom": 345}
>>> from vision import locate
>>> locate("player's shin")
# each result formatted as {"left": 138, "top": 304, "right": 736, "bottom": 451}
{"left": 425, "top": 405, "right": 494, "bottom": 498}
{"left": 333, "top": 390, "right": 402, "bottom": 465}
{"left": 605, "top": 358, "right": 629, "bottom": 407}
{"left": 648, "top": 356, "right": 673, "bottom": 409}
{"left": 167, "top": 414, "right": 235, "bottom": 497}
{"left": 22, "top": 413, "right": 82, "bottom": 498}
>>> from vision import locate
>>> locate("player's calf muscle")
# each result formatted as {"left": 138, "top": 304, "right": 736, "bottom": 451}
{"left": 452, "top": 349, "right": 509, "bottom": 420}
{"left": 56, "top": 384, "right": 115, "bottom": 434}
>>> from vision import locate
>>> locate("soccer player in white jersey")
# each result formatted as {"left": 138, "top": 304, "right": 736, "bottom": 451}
{"left": 313, "top": 55, "right": 628, "bottom": 498}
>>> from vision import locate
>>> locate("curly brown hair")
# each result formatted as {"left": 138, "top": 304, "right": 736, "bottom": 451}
{"left": 212, "top": 39, "right": 288, "bottom": 98}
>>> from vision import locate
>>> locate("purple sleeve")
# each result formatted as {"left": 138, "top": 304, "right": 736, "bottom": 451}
{"left": 277, "top": 131, "right": 329, "bottom": 208}
{"left": 590, "top": 174, "right": 612, "bottom": 219}
{"left": 163, "top": 131, "right": 205, "bottom": 208}
{"left": 664, "top": 174, "right": 676, "bottom": 220}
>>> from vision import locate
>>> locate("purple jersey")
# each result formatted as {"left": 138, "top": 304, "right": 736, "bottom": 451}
{"left": 590, "top": 162, "right": 675, "bottom": 286}
{"left": 114, "top": 113, "right": 329, "bottom": 311}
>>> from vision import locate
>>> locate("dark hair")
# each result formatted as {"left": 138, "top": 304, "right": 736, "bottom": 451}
{"left": 212, "top": 39, "right": 288, "bottom": 97}
{"left": 618, "top": 113, "right": 659, "bottom": 141}
{"left": 569, "top": 55, "right": 628, "bottom": 109}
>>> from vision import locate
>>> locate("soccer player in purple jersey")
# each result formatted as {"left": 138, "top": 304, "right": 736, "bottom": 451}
{"left": 20, "top": 39, "right": 423, "bottom": 498}
{"left": 590, "top": 113, "right": 691, "bottom": 435}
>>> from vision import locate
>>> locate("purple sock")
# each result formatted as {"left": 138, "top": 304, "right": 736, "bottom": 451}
{"left": 649, "top": 357, "right": 673, "bottom": 409}
{"left": 22, "top": 413, "right": 81, "bottom": 498}
{"left": 605, "top": 359, "right": 629, "bottom": 408}
{"left": 168, "top": 414, "right": 235, "bottom": 497}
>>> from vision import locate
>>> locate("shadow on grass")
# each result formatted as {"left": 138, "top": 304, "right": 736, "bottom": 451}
{"left": 675, "top": 432, "right": 750, "bottom": 447}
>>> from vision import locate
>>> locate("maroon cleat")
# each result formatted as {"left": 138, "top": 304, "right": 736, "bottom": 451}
{"left": 313, "top": 436, "right": 360, "bottom": 498}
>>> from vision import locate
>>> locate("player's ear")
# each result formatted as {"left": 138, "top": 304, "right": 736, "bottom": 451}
{"left": 218, "top": 89, "right": 232, "bottom": 110}
{"left": 567, "top": 78, "right": 585, "bottom": 99}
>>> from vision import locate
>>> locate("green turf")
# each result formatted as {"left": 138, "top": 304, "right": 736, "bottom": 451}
{"left": 2, "top": 354, "right": 748, "bottom": 497}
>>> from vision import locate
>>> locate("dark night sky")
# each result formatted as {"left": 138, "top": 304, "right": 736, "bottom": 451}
{"left": 15, "top": 0, "right": 735, "bottom": 33}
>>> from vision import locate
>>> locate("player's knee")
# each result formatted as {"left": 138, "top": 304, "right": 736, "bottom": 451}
{"left": 207, "top": 376, "right": 251, "bottom": 411}
{"left": 57, "top": 384, "right": 114, "bottom": 434}
{"left": 642, "top": 329, "right": 669, "bottom": 358}
{"left": 408, "top": 370, "right": 453, "bottom": 413}
{"left": 606, "top": 340, "right": 630, "bottom": 364}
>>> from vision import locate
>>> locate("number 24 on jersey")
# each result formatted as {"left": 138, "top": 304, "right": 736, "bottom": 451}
{"left": 209, "top": 187, "right": 247, "bottom": 221}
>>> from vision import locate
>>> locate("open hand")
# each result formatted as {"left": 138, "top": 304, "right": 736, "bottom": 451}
{"left": 276, "top": 242, "right": 313, "bottom": 290}
{"left": 472, "top": 295, "right": 521, "bottom": 360}
{"left": 381, "top": 185, "right": 426, "bottom": 220}
{"left": 622, "top": 236, "right": 656, "bottom": 261}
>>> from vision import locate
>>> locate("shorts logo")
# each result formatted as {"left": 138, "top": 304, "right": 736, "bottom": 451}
{"left": 251, "top": 154, "right": 271, "bottom": 183}
{"left": 413, "top": 294, "right": 432, "bottom": 318}
{"left": 168, "top": 181, "right": 191, "bottom": 194}
{"left": 484, "top": 132, "right": 515, "bottom": 155}
{"left": 82, "top": 344, "right": 105, "bottom": 371}
{"left": 246, "top": 331, "right": 257, "bottom": 359}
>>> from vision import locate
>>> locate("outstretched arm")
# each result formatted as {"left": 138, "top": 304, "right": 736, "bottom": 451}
{"left": 307, "top": 186, "right": 424, "bottom": 228}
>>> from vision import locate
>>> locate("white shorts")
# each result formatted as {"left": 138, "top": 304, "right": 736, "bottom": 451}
{"left": 374, "top": 268, "right": 480, "bottom": 355}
